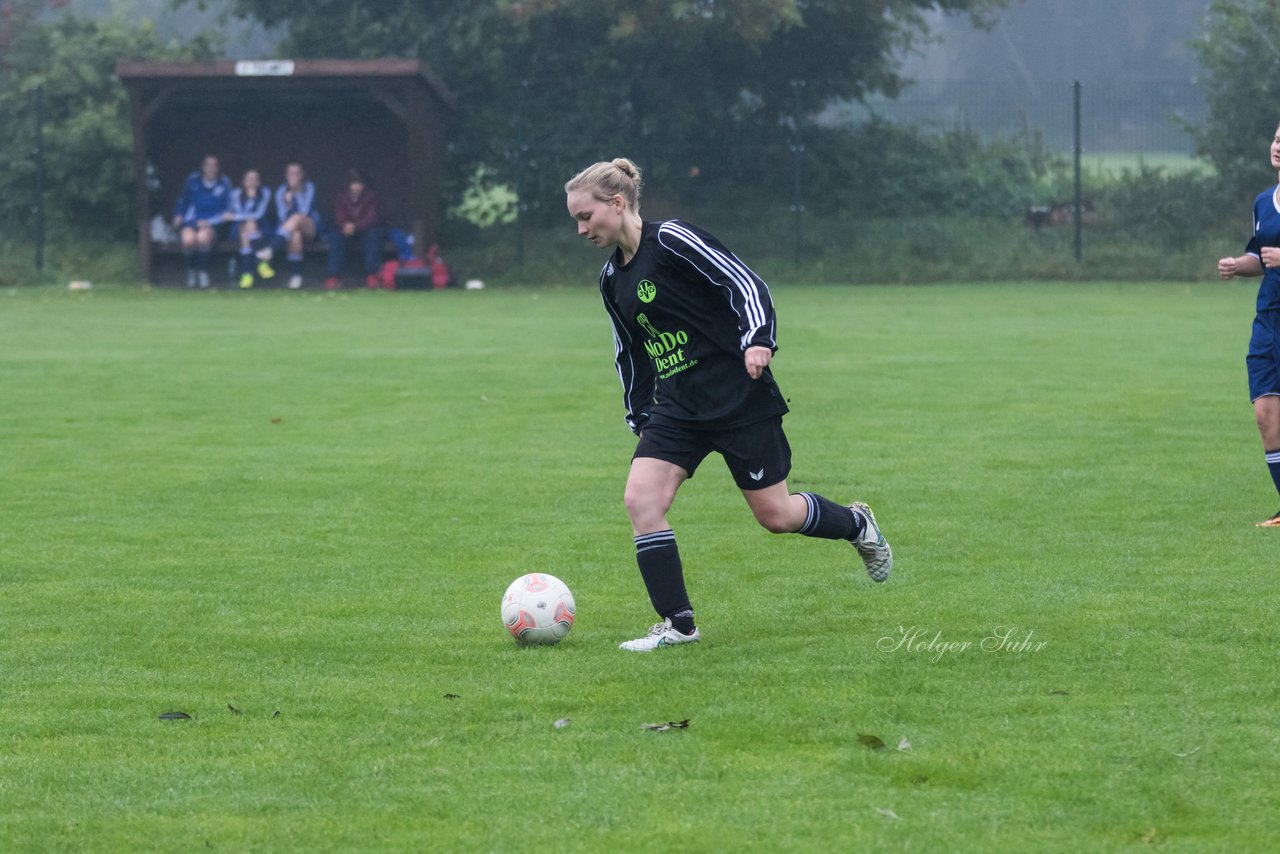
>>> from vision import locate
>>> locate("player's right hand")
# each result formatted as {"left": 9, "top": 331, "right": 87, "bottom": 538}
{"left": 1218, "top": 256, "right": 1238, "bottom": 279}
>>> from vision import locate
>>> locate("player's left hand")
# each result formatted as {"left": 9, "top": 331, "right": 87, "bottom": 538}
{"left": 744, "top": 346, "right": 772, "bottom": 380}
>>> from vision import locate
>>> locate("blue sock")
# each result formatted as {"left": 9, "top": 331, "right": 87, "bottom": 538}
{"left": 237, "top": 249, "right": 253, "bottom": 274}
{"left": 1267, "top": 449, "right": 1280, "bottom": 501}
{"left": 796, "top": 493, "right": 866, "bottom": 540}
{"left": 287, "top": 252, "right": 303, "bottom": 277}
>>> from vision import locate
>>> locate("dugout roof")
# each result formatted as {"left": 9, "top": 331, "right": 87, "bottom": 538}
{"left": 117, "top": 59, "right": 457, "bottom": 281}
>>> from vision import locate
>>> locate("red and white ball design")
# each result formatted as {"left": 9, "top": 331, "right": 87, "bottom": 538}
{"left": 501, "top": 573, "right": 576, "bottom": 645}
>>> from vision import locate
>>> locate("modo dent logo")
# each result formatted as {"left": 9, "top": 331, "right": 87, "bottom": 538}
{"left": 637, "top": 279, "right": 657, "bottom": 303}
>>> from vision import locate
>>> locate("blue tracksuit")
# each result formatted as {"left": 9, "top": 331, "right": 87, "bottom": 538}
{"left": 229, "top": 186, "right": 273, "bottom": 225}
{"left": 275, "top": 181, "right": 322, "bottom": 232}
{"left": 173, "top": 172, "right": 232, "bottom": 226}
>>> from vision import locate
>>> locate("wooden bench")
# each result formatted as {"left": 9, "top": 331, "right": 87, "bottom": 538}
{"left": 149, "top": 238, "right": 404, "bottom": 286}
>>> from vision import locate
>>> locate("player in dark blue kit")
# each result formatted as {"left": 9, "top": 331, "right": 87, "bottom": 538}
{"left": 1218, "top": 123, "right": 1280, "bottom": 526}
{"left": 566, "top": 158, "right": 892, "bottom": 651}
{"left": 171, "top": 155, "right": 231, "bottom": 288}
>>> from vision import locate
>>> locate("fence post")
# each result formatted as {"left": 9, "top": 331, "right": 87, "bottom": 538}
{"left": 515, "top": 79, "right": 529, "bottom": 268}
{"left": 34, "top": 84, "right": 46, "bottom": 272}
{"left": 1073, "top": 80, "right": 1083, "bottom": 263}
{"left": 790, "top": 79, "right": 806, "bottom": 267}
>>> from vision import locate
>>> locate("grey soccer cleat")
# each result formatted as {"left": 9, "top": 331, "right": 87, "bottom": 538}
{"left": 849, "top": 501, "right": 892, "bottom": 582}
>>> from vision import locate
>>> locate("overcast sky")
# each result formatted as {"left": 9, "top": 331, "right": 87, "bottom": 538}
{"left": 902, "top": 0, "right": 1209, "bottom": 84}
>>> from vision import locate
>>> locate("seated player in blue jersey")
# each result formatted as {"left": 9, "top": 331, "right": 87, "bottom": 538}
{"left": 1217, "top": 121, "right": 1280, "bottom": 526}
{"left": 171, "top": 155, "right": 232, "bottom": 288}
{"left": 565, "top": 158, "right": 892, "bottom": 652}
{"left": 227, "top": 169, "right": 275, "bottom": 289}
{"left": 259, "top": 163, "right": 321, "bottom": 289}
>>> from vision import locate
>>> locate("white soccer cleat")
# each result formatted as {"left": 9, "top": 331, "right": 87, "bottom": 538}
{"left": 287, "top": 275, "right": 303, "bottom": 289}
{"left": 849, "top": 501, "right": 892, "bottom": 582}
{"left": 619, "top": 618, "right": 701, "bottom": 652}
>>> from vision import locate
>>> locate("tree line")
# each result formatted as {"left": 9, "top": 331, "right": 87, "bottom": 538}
{"left": 0, "top": 0, "right": 1275, "bottom": 243}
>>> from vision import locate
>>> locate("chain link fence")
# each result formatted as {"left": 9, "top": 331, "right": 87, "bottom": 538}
{"left": 438, "top": 78, "right": 1218, "bottom": 283}
{"left": 834, "top": 78, "right": 1206, "bottom": 173}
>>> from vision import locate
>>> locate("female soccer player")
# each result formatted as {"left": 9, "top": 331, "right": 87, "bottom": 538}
{"left": 262, "top": 163, "right": 321, "bottom": 289}
{"left": 1218, "top": 122, "right": 1280, "bottom": 526}
{"left": 227, "top": 169, "right": 273, "bottom": 289}
{"left": 171, "top": 154, "right": 231, "bottom": 288}
{"left": 565, "top": 158, "right": 892, "bottom": 651}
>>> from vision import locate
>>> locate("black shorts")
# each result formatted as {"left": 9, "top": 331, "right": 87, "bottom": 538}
{"left": 180, "top": 220, "right": 231, "bottom": 241}
{"left": 634, "top": 416, "right": 792, "bottom": 490}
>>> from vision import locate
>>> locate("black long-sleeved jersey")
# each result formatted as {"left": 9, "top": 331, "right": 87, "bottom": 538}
{"left": 599, "top": 219, "right": 789, "bottom": 433}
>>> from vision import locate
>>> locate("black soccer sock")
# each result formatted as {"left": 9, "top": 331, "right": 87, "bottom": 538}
{"left": 1267, "top": 449, "right": 1280, "bottom": 499}
{"left": 796, "top": 492, "right": 866, "bottom": 541}
{"left": 634, "top": 529, "right": 694, "bottom": 632}
{"left": 287, "top": 252, "right": 304, "bottom": 277}
{"left": 669, "top": 609, "right": 696, "bottom": 635}
{"left": 196, "top": 248, "right": 212, "bottom": 272}
{"left": 237, "top": 248, "right": 253, "bottom": 274}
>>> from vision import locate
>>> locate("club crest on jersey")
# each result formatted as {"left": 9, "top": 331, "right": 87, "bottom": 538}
{"left": 637, "top": 279, "right": 657, "bottom": 303}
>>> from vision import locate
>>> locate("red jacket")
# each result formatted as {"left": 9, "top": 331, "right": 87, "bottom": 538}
{"left": 333, "top": 189, "right": 380, "bottom": 232}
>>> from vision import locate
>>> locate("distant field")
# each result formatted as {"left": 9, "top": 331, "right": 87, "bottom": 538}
{"left": 1079, "top": 150, "right": 1209, "bottom": 178}
{"left": 1, "top": 282, "right": 1276, "bottom": 850}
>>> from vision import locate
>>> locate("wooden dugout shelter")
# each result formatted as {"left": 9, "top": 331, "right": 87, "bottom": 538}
{"left": 116, "top": 59, "right": 457, "bottom": 282}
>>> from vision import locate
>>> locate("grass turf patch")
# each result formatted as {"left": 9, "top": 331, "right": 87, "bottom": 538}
{"left": 1, "top": 281, "right": 1277, "bottom": 850}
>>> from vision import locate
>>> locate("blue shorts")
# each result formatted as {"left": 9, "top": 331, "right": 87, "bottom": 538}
{"left": 1248, "top": 310, "right": 1280, "bottom": 401}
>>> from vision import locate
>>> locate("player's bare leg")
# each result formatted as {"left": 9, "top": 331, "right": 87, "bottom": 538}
{"left": 180, "top": 225, "right": 200, "bottom": 287}
{"left": 284, "top": 216, "right": 307, "bottom": 288}
{"left": 1255, "top": 395, "right": 1280, "bottom": 525}
{"left": 191, "top": 223, "right": 215, "bottom": 288}
{"left": 742, "top": 480, "right": 892, "bottom": 581}
{"left": 740, "top": 481, "right": 808, "bottom": 533}
{"left": 624, "top": 456, "right": 686, "bottom": 535}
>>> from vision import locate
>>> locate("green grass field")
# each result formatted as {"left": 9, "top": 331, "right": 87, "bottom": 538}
{"left": 2, "top": 281, "right": 1277, "bottom": 851}
{"left": 1080, "top": 150, "right": 1209, "bottom": 179}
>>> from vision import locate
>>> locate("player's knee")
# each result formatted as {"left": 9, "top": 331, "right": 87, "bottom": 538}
{"left": 623, "top": 485, "right": 664, "bottom": 527}
{"left": 1256, "top": 404, "right": 1275, "bottom": 432}
{"left": 622, "top": 486, "right": 648, "bottom": 520}
{"left": 752, "top": 504, "right": 795, "bottom": 535}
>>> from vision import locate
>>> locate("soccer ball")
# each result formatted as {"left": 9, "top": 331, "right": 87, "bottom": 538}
{"left": 501, "top": 573, "right": 576, "bottom": 645}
